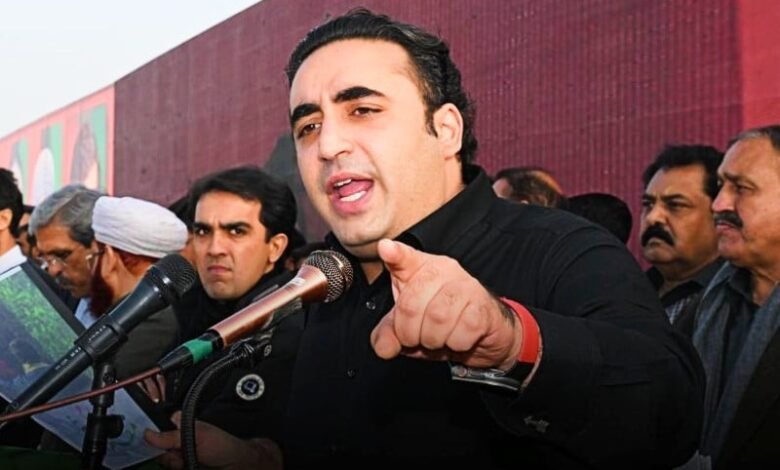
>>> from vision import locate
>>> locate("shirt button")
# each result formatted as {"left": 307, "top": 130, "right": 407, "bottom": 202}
{"left": 365, "top": 299, "right": 376, "bottom": 310}
{"left": 346, "top": 368, "right": 357, "bottom": 378}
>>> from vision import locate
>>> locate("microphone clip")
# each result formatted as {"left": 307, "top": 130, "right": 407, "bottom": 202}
{"left": 226, "top": 328, "right": 275, "bottom": 370}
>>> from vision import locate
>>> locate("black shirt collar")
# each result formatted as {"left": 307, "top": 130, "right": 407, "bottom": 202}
{"left": 647, "top": 258, "right": 724, "bottom": 291}
{"left": 399, "top": 164, "right": 492, "bottom": 254}
{"left": 725, "top": 266, "right": 757, "bottom": 307}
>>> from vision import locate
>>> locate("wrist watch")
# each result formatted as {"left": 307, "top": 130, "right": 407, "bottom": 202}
{"left": 450, "top": 361, "right": 534, "bottom": 392}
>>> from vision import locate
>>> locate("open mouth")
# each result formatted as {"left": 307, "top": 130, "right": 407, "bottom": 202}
{"left": 331, "top": 177, "right": 373, "bottom": 203}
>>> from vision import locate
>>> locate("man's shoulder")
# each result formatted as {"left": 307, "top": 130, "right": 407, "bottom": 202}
{"left": 485, "top": 198, "right": 619, "bottom": 250}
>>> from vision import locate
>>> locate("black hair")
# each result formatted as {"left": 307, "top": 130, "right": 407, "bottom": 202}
{"left": 494, "top": 167, "right": 565, "bottom": 208}
{"left": 0, "top": 169, "right": 24, "bottom": 238}
{"left": 642, "top": 145, "right": 724, "bottom": 200}
{"left": 286, "top": 8, "right": 477, "bottom": 179}
{"left": 168, "top": 195, "right": 193, "bottom": 231}
{"left": 189, "top": 166, "right": 298, "bottom": 260}
{"left": 566, "top": 193, "right": 633, "bottom": 244}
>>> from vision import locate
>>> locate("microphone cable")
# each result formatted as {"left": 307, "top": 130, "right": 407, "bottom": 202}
{"left": 0, "top": 366, "right": 162, "bottom": 424}
{"left": 180, "top": 333, "right": 274, "bottom": 470}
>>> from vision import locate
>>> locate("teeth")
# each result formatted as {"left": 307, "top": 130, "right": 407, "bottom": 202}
{"left": 334, "top": 178, "right": 352, "bottom": 188}
{"left": 340, "top": 190, "right": 366, "bottom": 202}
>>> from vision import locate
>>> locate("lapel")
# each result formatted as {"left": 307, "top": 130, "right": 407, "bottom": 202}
{"left": 717, "top": 328, "right": 780, "bottom": 466}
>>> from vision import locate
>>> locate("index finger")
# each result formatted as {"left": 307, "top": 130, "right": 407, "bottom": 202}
{"left": 378, "top": 239, "right": 428, "bottom": 283}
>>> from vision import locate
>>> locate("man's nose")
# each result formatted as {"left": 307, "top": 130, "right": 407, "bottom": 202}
{"left": 45, "top": 263, "right": 63, "bottom": 278}
{"left": 206, "top": 233, "right": 228, "bottom": 256}
{"left": 643, "top": 203, "right": 667, "bottom": 226}
{"left": 318, "top": 119, "right": 352, "bottom": 161}
{"left": 711, "top": 187, "right": 733, "bottom": 213}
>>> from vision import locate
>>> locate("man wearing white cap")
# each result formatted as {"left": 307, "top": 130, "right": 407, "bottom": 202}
{"left": 89, "top": 195, "right": 187, "bottom": 378}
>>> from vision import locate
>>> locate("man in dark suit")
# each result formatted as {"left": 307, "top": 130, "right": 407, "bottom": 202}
{"left": 148, "top": 9, "right": 704, "bottom": 470}
{"left": 683, "top": 125, "right": 780, "bottom": 469}
{"left": 639, "top": 145, "right": 724, "bottom": 324}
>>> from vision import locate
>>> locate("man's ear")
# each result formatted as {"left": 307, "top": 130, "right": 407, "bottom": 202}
{"left": 0, "top": 208, "right": 12, "bottom": 233}
{"left": 101, "top": 245, "right": 120, "bottom": 274}
{"left": 267, "top": 233, "right": 290, "bottom": 265}
{"left": 432, "top": 103, "right": 464, "bottom": 160}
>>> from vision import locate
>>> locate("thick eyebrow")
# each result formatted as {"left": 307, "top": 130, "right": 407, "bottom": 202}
{"left": 191, "top": 221, "right": 211, "bottom": 232}
{"left": 43, "top": 248, "right": 73, "bottom": 258}
{"left": 334, "top": 86, "right": 385, "bottom": 103}
{"left": 219, "top": 221, "right": 252, "bottom": 232}
{"left": 192, "top": 221, "right": 252, "bottom": 233}
{"left": 289, "top": 103, "right": 321, "bottom": 129}
{"left": 289, "top": 86, "right": 386, "bottom": 128}
{"left": 660, "top": 194, "right": 692, "bottom": 204}
{"left": 720, "top": 171, "right": 754, "bottom": 187}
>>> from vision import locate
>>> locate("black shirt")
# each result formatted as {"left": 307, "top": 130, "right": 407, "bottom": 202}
{"left": 283, "top": 166, "right": 704, "bottom": 469}
{"left": 168, "top": 268, "right": 302, "bottom": 441}
{"left": 647, "top": 259, "right": 724, "bottom": 324}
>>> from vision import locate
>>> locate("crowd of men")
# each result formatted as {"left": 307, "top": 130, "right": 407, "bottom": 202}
{"left": 1, "top": 8, "right": 779, "bottom": 470}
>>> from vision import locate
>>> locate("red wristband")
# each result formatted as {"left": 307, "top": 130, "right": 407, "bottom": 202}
{"left": 499, "top": 297, "right": 541, "bottom": 364}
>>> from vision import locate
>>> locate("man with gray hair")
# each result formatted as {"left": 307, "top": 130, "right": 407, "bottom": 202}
{"left": 29, "top": 185, "right": 102, "bottom": 325}
{"left": 681, "top": 124, "right": 780, "bottom": 468}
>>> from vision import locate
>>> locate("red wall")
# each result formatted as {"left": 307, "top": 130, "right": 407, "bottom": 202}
{"left": 739, "top": 0, "right": 780, "bottom": 127}
{"left": 115, "top": 0, "right": 743, "bottom": 250}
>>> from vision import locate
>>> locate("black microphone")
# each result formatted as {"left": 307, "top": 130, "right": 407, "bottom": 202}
{"left": 158, "top": 250, "right": 353, "bottom": 372}
{"left": 6, "top": 254, "right": 197, "bottom": 415}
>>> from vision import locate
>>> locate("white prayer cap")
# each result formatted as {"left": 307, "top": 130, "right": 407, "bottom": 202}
{"left": 92, "top": 196, "right": 187, "bottom": 259}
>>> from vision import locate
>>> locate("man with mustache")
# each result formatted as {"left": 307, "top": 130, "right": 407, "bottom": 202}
{"left": 681, "top": 125, "right": 780, "bottom": 469}
{"left": 640, "top": 145, "right": 724, "bottom": 323}
{"left": 29, "top": 185, "right": 103, "bottom": 326}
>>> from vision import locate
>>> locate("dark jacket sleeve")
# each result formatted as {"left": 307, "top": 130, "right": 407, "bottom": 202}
{"left": 114, "top": 305, "right": 179, "bottom": 379}
{"left": 482, "top": 226, "right": 705, "bottom": 469}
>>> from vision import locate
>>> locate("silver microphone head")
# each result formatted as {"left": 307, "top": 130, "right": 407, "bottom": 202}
{"left": 303, "top": 250, "right": 354, "bottom": 302}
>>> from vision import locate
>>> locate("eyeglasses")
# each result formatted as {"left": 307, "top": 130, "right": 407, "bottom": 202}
{"left": 85, "top": 249, "right": 105, "bottom": 270}
{"left": 39, "top": 251, "right": 75, "bottom": 271}
{"left": 39, "top": 248, "right": 104, "bottom": 271}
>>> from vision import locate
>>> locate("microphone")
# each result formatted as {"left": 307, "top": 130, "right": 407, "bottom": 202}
{"left": 6, "top": 254, "right": 197, "bottom": 415}
{"left": 158, "top": 250, "right": 353, "bottom": 372}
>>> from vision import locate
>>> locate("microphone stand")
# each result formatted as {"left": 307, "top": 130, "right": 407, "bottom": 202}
{"left": 181, "top": 333, "right": 274, "bottom": 470}
{"left": 81, "top": 359, "right": 124, "bottom": 470}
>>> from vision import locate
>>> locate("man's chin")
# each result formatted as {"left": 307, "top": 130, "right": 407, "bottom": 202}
{"left": 332, "top": 226, "right": 384, "bottom": 254}
{"left": 642, "top": 248, "right": 676, "bottom": 265}
{"left": 717, "top": 241, "right": 745, "bottom": 265}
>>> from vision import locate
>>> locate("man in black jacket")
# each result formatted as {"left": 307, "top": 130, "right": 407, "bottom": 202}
{"left": 281, "top": 9, "right": 702, "bottom": 469}
{"left": 679, "top": 125, "right": 780, "bottom": 469}
{"left": 150, "top": 166, "right": 301, "bottom": 467}
{"left": 640, "top": 145, "right": 724, "bottom": 324}
{"left": 149, "top": 10, "right": 704, "bottom": 470}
